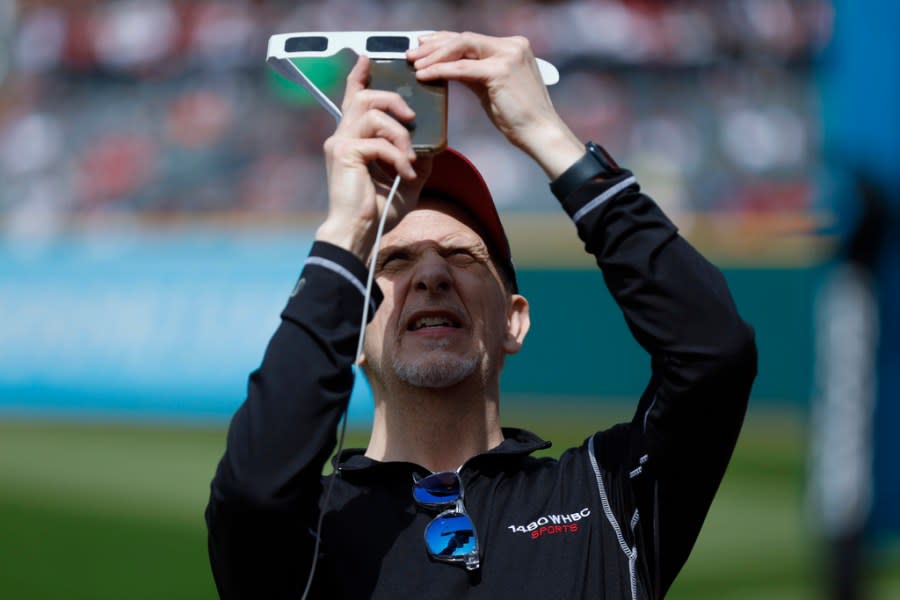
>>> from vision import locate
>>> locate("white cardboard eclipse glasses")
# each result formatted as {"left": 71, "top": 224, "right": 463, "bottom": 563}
{"left": 266, "top": 31, "right": 560, "bottom": 121}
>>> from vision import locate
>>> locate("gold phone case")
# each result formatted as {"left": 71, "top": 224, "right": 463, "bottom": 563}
{"left": 369, "top": 59, "right": 448, "bottom": 154}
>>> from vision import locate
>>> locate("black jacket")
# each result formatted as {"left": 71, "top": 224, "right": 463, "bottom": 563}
{"left": 206, "top": 171, "right": 757, "bottom": 599}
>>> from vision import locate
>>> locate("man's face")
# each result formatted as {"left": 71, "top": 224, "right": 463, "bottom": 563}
{"left": 361, "top": 199, "right": 528, "bottom": 390}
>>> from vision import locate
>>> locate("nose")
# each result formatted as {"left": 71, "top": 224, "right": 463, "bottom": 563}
{"left": 412, "top": 251, "right": 452, "bottom": 294}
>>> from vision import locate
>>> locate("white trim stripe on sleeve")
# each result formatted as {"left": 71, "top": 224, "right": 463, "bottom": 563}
{"left": 571, "top": 175, "right": 638, "bottom": 223}
{"left": 304, "top": 256, "right": 377, "bottom": 312}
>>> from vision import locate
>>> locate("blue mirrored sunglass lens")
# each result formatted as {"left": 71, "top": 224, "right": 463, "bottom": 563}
{"left": 413, "top": 472, "right": 461, "bottom": 505}
{"left": 424, "top": 513, "right": 477, "bottom": 558}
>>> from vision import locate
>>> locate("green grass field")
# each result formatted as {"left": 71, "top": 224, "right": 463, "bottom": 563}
{"left": 1, "top": 406, "right": 898, "bottom": 599}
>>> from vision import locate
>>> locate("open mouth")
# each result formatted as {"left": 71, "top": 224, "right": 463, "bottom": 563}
{"left": 406, "top": 312, "right": 462, "bottom": 331}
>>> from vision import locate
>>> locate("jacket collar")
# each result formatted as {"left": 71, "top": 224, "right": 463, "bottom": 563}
{"left": 333, "top": 427, "right": 551, "bottom": 474}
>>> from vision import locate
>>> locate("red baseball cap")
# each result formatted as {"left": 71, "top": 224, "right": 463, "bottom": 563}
{"left": 421, "top": 147, "right": 518, "bottom": 292}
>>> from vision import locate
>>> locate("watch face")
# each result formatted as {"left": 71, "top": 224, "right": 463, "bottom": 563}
{"left": 588, "top": 142, "right": 620, "bottom": 173}
{"left": 550, "top": 141, "right": 624, "bottom": 200}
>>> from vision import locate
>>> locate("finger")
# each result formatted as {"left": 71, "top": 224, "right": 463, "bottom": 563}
{"left": 410, "top": 40, "right": 471, "bottom": 71}
{"left": 340, "top": 108, "right": 416, "bottom": 156}
{"left": 412, "top": 153, "right": 434, "bottom": 181}
{"left": 338, "top": 93, "right": 417, "bottom": 154}
{"left": 415, "top": 57, "right": 495, "bottom": 84}
{"left": 356, "top": 138, "right": 418, "bottom": 180}
{"left": 328, "top": 136, "right": 417, "bottom": 180}
{"left": 372, "top": 160, "right": 422, "bottom": 194}
{"left": 408, "top": 30, "right": 455, "bottom": 59}
{"left": 419, "top": 30, "right": 454, "bottom": 44}
{"left": 341, "top": 55, "right": 371, "bottom": 113}
{"left": 383, "top": 154, "right": 432, "bottom": 184}
{"left": 341, "top": 88, "right": 416, "bottom": 124}
{"left": 410, "top": 32, "right": 489, "bottom": 69}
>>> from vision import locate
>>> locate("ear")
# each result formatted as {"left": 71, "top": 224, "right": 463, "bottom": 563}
{"left": 502, "top": 294, "right": 530, "bottom": 355}
{"left": 357, "top": 334, "right": 369, "bottom": 366}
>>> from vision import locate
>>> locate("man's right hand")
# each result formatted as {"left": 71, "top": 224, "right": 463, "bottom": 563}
{"left": 317, "top": 55, "right": 433, "bottom": 262}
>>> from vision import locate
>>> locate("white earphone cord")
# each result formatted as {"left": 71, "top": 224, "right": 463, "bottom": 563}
{"left": 300, "top": 173, "right": 402, "bottom": 600}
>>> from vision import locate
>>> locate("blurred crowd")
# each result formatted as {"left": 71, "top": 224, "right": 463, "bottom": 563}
{"left": 0, "top": 0, "right": 831, "bottom": 233}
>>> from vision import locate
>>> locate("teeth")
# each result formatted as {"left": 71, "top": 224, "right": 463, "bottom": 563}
{"left": 414, "top": 316, "right": 453, "bottom": 330}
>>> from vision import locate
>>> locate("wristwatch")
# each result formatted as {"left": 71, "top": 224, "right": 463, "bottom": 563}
{"left": 550, "top": 141, "right": 622, "bottom": 201}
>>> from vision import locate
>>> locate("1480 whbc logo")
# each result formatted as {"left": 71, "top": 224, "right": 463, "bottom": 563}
{"left": 506, "top": 508, "right": 591, "bottom": 540}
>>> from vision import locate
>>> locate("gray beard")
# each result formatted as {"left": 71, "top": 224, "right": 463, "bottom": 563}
{"left": 391, "top": 348, "right": 479, "bottom": 389}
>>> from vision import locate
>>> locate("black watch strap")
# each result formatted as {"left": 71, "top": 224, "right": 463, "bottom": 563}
{"left": 550, "top": 141, "right": 622, "bottom": 201}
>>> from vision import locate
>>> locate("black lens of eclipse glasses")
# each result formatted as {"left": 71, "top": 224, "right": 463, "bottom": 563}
{"left": 284, "top": 36, "right": 328, "bottom": 53}
{"left": 366, "top": 36, "right": 411, "bottom": 52}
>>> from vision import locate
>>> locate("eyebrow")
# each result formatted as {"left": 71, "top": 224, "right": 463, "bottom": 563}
{"left": 373, "top": 245, "right": 409, "bottom": 267}
{"left": 373, "top": 239, "right": 489, "bottom": 269}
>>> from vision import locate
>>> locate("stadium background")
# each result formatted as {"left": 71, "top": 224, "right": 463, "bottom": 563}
{"left": 1, "top": 0, "right": 897, "bottom": 598}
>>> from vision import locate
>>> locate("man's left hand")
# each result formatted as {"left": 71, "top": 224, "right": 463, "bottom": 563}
{"left": 407, "top": 32, "right": 583, "bottom": 179}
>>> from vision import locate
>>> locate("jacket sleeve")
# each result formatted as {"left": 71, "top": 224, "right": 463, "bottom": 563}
{"left": 558, "top": 172, "right": 758, "bottom": 595}
{"left": 204, "top": 241, "right": 380, "bottom": 599}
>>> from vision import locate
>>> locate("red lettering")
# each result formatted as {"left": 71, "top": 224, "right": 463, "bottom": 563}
{"left": 528, "top": 522, "right": 581, "bottom": 539}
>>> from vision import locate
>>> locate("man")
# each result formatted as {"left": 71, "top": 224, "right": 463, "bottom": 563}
{"left": 206, "top": 32, "right": 756, "bottom": 599}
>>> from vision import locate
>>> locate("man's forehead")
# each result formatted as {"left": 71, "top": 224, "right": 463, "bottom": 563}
{"left": 385, "top": 199, "right": 489, "bottom": 248}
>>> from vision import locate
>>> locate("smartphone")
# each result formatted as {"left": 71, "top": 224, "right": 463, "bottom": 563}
{"left": 368, "top": 59, "right": 448, "bottom": 154}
